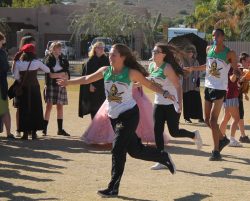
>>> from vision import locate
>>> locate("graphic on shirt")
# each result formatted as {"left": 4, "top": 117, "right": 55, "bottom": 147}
{"left": 149, "top": 77, "right": 163, "bottom": 88}
{"left": 107, "top": 84, "right": 124, "bottom": 103}
{"left": 209, "top": 60, "right": 222, "bottom": 78}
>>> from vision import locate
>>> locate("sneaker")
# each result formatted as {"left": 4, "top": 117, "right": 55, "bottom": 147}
{"left": 209, "top": 150, "right": 222, "bottom": 161}
{"left": 151, "top": 163, "right": 167, "bottom": 170}
{"left": 185, "top": 119, "right": 192, "bottom": 123}
{"left": 42, "top": 130, "right": 47, "bottom": 136}
{"left": 219, "top": 136, "right": 230, "bottom": 152}
{"left": 194, "top": 130, "right": 203, "bottom": 150}
{"left": 57, "top": 129, "right": 70, "bottom": 136}
{"left": 7, "top": 134, "right": 15, "bottom": 140}
{"left": 228, "top": 139, "right": 242, "bottom": 147}
{"left": 198, "top": 119, "right": 205, "bottom": 123}
{"left": 161, "top": 152, "right": 176, "bottom": 175}
{"left": 16, "top": 131, "right": 21, "bottom": 137}
{"left": 32, "top": 132, "right": 38, "bottom": 140}
{"left": 97, "top": 188, "right": 118, "bottom": 197}
{"left": 239, "top": 136, "right": 250, "bottom": 143}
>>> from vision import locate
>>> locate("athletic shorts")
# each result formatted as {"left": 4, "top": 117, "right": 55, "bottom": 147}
{"left": 204, "top": 87, "right": 226, "bottom": 102}
{"left": 224, "top": 98, "right": 239, "bottom": 107}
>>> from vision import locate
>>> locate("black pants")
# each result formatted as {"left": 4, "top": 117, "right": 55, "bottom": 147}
{"left": 183, "top": 91, "right": 203, "bottom": 120}
{"left": 108, "top": 105, "right": 168, "bottom": 191}
{"left": 154, "top": 104, "right": 195, "bottom": 151}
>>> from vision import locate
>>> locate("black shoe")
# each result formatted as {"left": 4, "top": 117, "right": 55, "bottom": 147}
{"left": 219, "top": 136, "right": 230, "bottom": 152}
{"left": 42, "top": 130, "right": 47, "bottom": 136}
{"left": 97, "top": 188, "right": 118, "bottom": 197}
{"left": 185, "top": 119, "right": 192, "bottom": 123}
{"left": 32, "top": 132, "right": 38, "bottom": 140}
{"left": 57, "top": 129, "right": 70, "bottom": 136}
{"left": 239, "top": 136, "right": 250, "bottom": 143}
{"left": 161, "top": 151, "right": 176, "bottom": 175}
{"left": 21, "top": 132, "right": 29, "bottom": 140}
{"left": 209, "top": 150, "right": 222, "bottom": 161}
{"left": 198, "top": 119, "right": 205, "bottom": 123}
{"left": 7, "top": 134, "right": 15, "bottom": 140}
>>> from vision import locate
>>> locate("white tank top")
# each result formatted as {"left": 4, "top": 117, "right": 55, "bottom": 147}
{"left": 103, "top": 66, "right": 136, "bottom": 119}
{"left": 148, "top": 62, "right": 178, "bottom": 109}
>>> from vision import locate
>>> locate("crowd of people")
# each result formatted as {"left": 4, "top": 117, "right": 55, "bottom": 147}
{"left": 0, "top": 28, "right": 250, "bottom": 197}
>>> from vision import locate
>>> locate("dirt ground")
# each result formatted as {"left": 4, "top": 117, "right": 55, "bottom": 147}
{"left": 1, "top": 84, "right": 250, "bottom": 201}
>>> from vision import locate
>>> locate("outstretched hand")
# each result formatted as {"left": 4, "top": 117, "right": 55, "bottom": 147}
{"left": 57, "top": 78, "right": 68, "bottom": 87}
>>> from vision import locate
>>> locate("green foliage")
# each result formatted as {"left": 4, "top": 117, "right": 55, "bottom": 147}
{"left": 12, "top": 0, "right": 57, "bottom": 8}
{"left": 186, "top": 0, "right": 250, "bottom": 41}
{"left": 0, "top": 18, "right": 10, "bottom": 33}
{"left": 70, "top": 0, "right": 159, "bottom": 48}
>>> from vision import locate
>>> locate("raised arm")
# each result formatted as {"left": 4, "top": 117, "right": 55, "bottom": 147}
{"left": 129, "top": 69, "right": 175, "bottom": 101}
{"left": 57, "top": 66, "right": 107, "bottom": 87}
{"left": 164, "top": 64, "right": 182, "bottom": 113}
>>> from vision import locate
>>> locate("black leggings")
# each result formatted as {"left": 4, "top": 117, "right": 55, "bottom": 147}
{"left": 108, "top": 105, "right": 168, "bottom": 191}
{"left": 154, "top": 104, "right": 195, "bottom": 151}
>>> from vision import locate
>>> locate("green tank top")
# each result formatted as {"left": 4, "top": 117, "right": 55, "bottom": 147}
{"left": 103, "top": 66, "right": 136, "bottom": 119}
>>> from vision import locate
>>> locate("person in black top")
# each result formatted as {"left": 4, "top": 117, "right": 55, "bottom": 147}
{"left": 0, "top": 32, "right": 14, "bottom": 139}
{"left": 43, "top": 41, "right": 70, "bottom": 136}
{"left": 79, "top": 42, "right": 109, "bottom": 119}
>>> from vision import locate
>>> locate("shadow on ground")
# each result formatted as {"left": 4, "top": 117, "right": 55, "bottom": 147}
{"left": 0, "top": 136, "right": 111, "bottom": 200}
{"left": 174, "top": 192, "right": 212, "bottom": 201}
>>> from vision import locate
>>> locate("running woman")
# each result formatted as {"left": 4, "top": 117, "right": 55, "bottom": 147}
{"left": 58, "top": 44, "right": 176, "bottom": 197}
{"left": 149, "top": 43, "right": 202, "bottom": 170}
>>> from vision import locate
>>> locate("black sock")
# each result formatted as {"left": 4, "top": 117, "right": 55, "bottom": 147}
{"left": 43, "top": 120, "right": 48, "bottom": 131}
{"left": 57, "top": 119, "right": 63, "bottom": 132}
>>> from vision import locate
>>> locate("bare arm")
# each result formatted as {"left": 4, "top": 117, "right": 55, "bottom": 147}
{"left": 129, "top": 69, "right": 175, "bottom": 101}
{"left": 49, "top": 72, "right": 66, "bottom": 79}
{"left": 164, "top": 64, "right": 182, "bottom": 113}
{"left": 57, "top": 66, "right": 107, "bottom": 87}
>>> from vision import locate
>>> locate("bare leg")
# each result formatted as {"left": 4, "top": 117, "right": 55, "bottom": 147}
{"left": 204, "top": 100, "right": 212, "bottom": 128}
{"left": 16, "top": 108, "right": 19, "bottom": 131}
{"left": 209, "top": 98, "right": 224, "bottom": 151}
{"left": 219, "top": 107, "right": 231, "bottom": 135}
{"left": 228, "top": 106, "right": 240, "bottom": 138}
{"left": 44, "top": 103, "right": 53, "bottom": 121}
{"left": 2, "top": 112, "right": 11, "bottom": 136}
{"left": 238, "top": 119, "right": 246, "bottom": 136}
{"left": 56, "top": 104, "right": 63, "bottom": 119}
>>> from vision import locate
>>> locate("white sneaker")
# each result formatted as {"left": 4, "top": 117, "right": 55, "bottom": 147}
{"left": 228, "top": 139, "right": 243, "bottom": 147}
{"left": 16, "top": 131, "right": 21, "bottom": 137}
{"left": 194, "top": 130, "right": 203, "bottom": 150}
{"left": 150, "top": 163, "right": 167, "bottom": 170}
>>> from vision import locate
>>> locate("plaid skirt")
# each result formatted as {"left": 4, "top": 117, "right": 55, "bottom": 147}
{"left": 44, "top": 84, "right": 68, "bottom": 105}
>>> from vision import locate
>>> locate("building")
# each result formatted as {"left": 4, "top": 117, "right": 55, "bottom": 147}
{"left": 0, "top": 3, "right": 149, "bottom": 58}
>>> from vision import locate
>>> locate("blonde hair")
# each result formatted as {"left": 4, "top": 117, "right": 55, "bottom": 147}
{"left": 49, "top": 41, "right": 62, "bottom": 54}
{"left": 88, "top": 41, "right": 105, "bottom": 58}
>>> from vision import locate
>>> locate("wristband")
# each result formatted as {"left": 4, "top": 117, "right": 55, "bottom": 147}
{"left": 163, "top": 90, "right": 170, "bottom": 98}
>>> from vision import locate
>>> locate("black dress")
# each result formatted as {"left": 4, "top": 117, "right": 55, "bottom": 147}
{"left": 18, "top": 70, "right": 44, "bottom": 132}
{"left": 78, "top": 54, "right": 109, "bottom": 119}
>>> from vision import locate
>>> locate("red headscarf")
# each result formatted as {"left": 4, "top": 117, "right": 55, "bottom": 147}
{"left": 20, "top": 44, "right": 35, "bottom": 54}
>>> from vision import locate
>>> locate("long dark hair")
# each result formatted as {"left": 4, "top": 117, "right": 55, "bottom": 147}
{"left": 19, "top": 52, "right": 36, "bottom": 61}
{"left": 112, "top": 43, "right": 148, "bottom": 76}
{"left": 19, "top": 35, "right": 35, "bottom": 49}
{"left": 239, "top": 52, "right": 249, "bottom": 63}
{"left": 155, "top": 43, "right": 183, "bottom": 76}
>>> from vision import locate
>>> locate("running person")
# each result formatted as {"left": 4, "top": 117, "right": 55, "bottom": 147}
{"left": 149, "top": 43, "right": 202, "bottom": 170}
{"left": 184, "top": 29, "right": 240, "bottom": 160}
{"left": 58, "top": 44, "right": 176, "bottom": 197}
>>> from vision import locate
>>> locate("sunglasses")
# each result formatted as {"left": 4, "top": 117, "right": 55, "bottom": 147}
{"left": 152, "top": 50, "right": 163, "bottom": 54}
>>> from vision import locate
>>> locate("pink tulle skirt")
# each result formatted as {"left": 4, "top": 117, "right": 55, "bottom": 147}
{"left": 81, "top": 88, "right": 170, "bottom": 145}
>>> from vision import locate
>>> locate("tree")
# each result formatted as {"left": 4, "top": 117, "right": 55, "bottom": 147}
{"left": 12, "top": 0, "right": 58, "bottom": 8}
{"left": 0, "top": 0, "right": 12, "bottom": 7}
{"left": 70, "top": 0, "right": 158, "bottom": 48}
{"left": 241, "top": 4, "right": 250, "bottom": 40}
{"left": 186, "top": 0, "right": 250, "bottom": 41}
{"left": 0, "top": 18, "right": 10, "bottom": 34}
